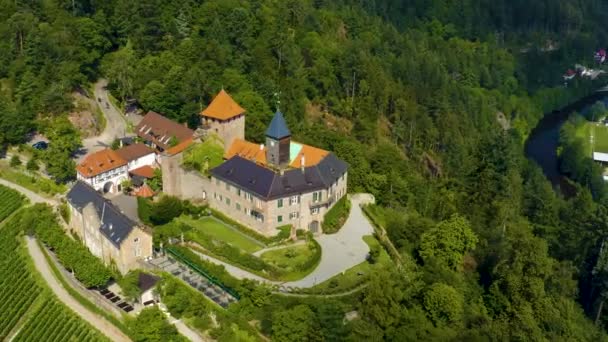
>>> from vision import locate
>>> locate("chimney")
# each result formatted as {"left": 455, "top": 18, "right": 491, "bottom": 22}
{"left": 300, "top": 154, "right": 305, "bottom": 173}
{"left": 119, "top": 139, "right": 123, "bottom": 148}
{"left": 257, "top": 144, "right": 264, "bottom": 164}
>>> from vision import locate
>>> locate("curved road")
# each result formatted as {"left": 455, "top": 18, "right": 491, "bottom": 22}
{"left": 25, "top": 236, "right": 131, "bottom": 342}
{"left": 79, "top": 79, "right": 129, "bottom": 159}
{"left": 190, "top": 194, "right": 376, "bottom": 289}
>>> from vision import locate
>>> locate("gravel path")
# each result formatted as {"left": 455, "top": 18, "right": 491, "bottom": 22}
{"left": 0, "top": 178, "right": 57, "bottom": 205}
{"left": 25, "top": 236, "right": 131, "bottom": 342}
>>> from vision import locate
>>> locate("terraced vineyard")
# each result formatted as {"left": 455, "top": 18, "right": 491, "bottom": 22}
{"left": 0, "top": 184, "right": 24, "bottom": 222}
{"left": 0, "top": 207, "right": 107, "bottom": 341}
{"left": 13, "top": 297, "right": 108, "bottom": 342}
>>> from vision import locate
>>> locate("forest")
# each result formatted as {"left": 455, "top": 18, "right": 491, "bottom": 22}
{"left": 3, "top": 0, "right": 608, "bottom": 340}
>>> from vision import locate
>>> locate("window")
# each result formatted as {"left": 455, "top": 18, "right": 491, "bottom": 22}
{"left": 226, "top": 183, "right": 230, "bottom": 191}
{"left": 312, "top": 191, "right": 322, "bottom": 203}
{"left": 290, "top": 195, "right": 300, "bottom": 205}
{"left": 134, "top": 238, "right": 139, "bottom": 243}
{"left": 290, "top": 212, "right": 299, "bottom": 220}
{"left": 214, "top": 193, "right": 217, "bottom": 199}
{"left": 219, "top": 195, "right": 223, "bottom": 201}
{"left": 277, "top": 199, "right": 283, "bottom": 208}
{"left": 311, "top": 207, "right": 319, "bottom": 215}
{"left": 246, "top": 192, "right": 253, "bottom": 202}
{"left": 226, "top": 198, "right": 231, "bottom": 205}
{"left": 278, "top": 215, "right": 283, "bottom": 223}
{"left": 236, "top": 203, "right": 241, "bottom": 211}
{"left": 237, "top": 189, "right": 241, "bottom": 196}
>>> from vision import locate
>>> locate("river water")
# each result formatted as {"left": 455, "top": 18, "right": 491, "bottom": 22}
{"left": 524, "top": 91, "right": 608, "bottom": 195}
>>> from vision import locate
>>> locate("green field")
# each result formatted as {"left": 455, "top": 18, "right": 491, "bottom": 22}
{"left": 180, "top": 216, "right": 264, "bottom": 253}
{"left": 260, "top": 242, "right": 321, "bottom": 281}
{"left": 576, "top": 121, "right": 608, "bottom": 155}
{"left": 182, "top": 136, "right": 225, "bottom": 175}
{"left": 0, "top": 205, "right": 108, "bottom": 341}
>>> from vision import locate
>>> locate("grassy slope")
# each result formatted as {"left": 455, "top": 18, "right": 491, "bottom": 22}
{"left": 179, "top": 216, "right": 264, "bottom": 253}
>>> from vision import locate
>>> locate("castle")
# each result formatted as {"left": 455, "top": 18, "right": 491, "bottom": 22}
{"left": 165, "top": 90, "right": 349, "bottom": 236}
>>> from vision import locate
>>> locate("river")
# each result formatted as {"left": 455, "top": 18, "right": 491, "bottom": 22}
{"left": 525, "top": 91, "right": 608, "bottom": 195}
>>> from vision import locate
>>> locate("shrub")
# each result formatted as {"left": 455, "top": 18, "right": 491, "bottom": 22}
{"left": 26, "top": 158, "right": 39, "bottom": 171}
{"left": 118, "top": 270, "right": 143, "bottom": 302}
{"left": 137, "top": 197, "right": 153, "bottom": 225}
{"left": 150, "top": 195, "right": 184, "bottom": 225}
{"left": 10, "top": 155, "right": 21, "bottom": 167}
{"left": 322, "top": 196, "right": 351, "bottom": 234}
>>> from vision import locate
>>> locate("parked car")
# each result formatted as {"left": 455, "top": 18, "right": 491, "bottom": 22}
{"left": 32, "top": 141, "right": 48, "bottom": 150}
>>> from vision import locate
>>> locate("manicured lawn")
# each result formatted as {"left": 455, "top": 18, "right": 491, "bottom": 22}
{"left": 179, "top": 216, "right": 264, "bottom": 253}
{"left": 260, "top": 241, "right": 321, "bottom": 281}
{"left": 575, "top": 120, "right": 608, "bottom": 155}
{"left": 300, "top": 235, "right": 389, "bottom": 295}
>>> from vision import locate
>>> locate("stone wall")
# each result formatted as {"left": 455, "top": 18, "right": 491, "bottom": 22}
{"left": 160, "top": 151, "right": 211, "bottom": 201}
{"left": 204, "top": 114, "right": 245, "bottom": 152}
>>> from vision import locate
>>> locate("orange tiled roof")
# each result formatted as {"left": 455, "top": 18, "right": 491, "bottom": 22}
{"left": 201, "top": 89, "right": 245, "bottom": 121}
{"left": 135, "top": 184, "right": 155, "bottom": 198}
{"left": 77, "top": 149, "right": 127, "bottom": 178}
{"left": 225, "top": 138, "right": 267, "bottom": 164}
{"left": 129, "top": 165, "right": 156, "bottom": 179}
{"left": 165, "top": 137, "right": 194, "bottom": 156}
{"left": 225, "top": 139, "right": 329, "bottom": 168}
{"left": 289, "top": 144, "right": 329, "bottom": 168}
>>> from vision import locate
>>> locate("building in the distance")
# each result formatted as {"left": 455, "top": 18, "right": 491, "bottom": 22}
{"left": 200, "top": 89, "right": 245, "bottom": 152}
{"left": 76, "top": 143, "right": 157, "bottom": 193}
{"left": 66, "top": 181, "right": 153, "bottom": 274}
{"left": 136, "top": 111, "right": 194, "bottom": 153}
{"left": 208, "top": 111, "right": 348, "bottom": 236}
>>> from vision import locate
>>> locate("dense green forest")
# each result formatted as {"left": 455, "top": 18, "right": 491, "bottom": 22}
{"left": 3, "top": 0, "right": 608, "bottom": 340}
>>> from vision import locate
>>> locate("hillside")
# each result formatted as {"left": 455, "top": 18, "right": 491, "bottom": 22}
{"left": 2, "top": 0, "right": 608, "bottom": 340}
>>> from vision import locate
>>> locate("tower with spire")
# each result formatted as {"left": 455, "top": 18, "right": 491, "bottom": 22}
{"left": 265, "top": 110, "right": 291, "bottom": 169}
{"left": 200, "top": 89, "right": 246, "bottom": 152}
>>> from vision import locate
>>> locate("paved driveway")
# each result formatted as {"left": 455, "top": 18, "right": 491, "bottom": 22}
{"left": 78, "top": 79, "right": 130, "bottom": 160}
{"left": 282, "top": 194, "right": 375, "bottom": 288}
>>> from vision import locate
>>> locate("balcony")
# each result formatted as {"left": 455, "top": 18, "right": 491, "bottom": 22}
{"left": 309, "top": 195, "right": 335, "bottom": 208}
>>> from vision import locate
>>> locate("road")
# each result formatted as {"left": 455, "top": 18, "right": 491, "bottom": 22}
{"left": 282, "top": 194, "right": 375, "bottom": 288}
{"left": 189, "top": 194, "right": 376, "bottom": 289}
{"left": 25, "top": 236, "right": 131, "bottom": 342}
{"left": 0, "top": 178, "right": 57, "bottom": 205}
{"left": 79, "top": 79, "right": 129, "bottom": 159}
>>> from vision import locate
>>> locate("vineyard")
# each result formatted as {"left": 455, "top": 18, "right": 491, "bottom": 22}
{"left": 0, "top": 208, "right": 107, "bottom": 341}
{"left": 0, "top": 185, "right": 24, "bottom": 222}
{"left": 13, "top": 297, "right": 108, "bottom": 342}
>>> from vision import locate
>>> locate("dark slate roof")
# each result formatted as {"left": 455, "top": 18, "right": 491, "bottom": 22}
{"left": 210, "top": 153, "right": 347, "bottom": 200}
{"left": 265, "top": 111, "right": 291, "bottom": 140}
{"left": 66, "top": 181, "right": 138, "bottom": 248}
{"left": 138, "top": 272, "right": 160, "bottom": 292}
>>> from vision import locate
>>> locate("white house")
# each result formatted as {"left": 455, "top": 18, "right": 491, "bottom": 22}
{"left": 77, "top": 149, "right": 129, "bottom": 193}
{"left": 76, "top": 144, "right": 157, "bottom": 194}
{"left": 115, "top": 143, "right": 156, "bottom": 172}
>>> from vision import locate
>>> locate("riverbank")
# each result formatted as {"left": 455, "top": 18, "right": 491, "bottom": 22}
{"left": 525, "top": 88, "right": 608, "bottom": 195}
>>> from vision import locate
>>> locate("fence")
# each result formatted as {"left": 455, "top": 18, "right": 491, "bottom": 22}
{"left": 165, "top": 246, "right": 240, "bottom": 300}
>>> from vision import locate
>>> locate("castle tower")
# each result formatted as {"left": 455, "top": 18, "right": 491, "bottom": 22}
{"left": 200, "top": 89, "right": 245, "bottom": 152}
{"left": 265, "top": 110, "right": 291, "bottom": 169}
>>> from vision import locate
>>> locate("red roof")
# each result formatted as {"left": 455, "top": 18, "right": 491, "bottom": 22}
{"left": 135, "top": 184, "right": 155, "bottom": 198}
{"left": 201, "top": 89, "right": 245, "bottom": 121}
{"left": 135, "top": 112, "right": 194, "bottom": 150}
{"left": 129, "top": 165, "right": 156, "bottom": 179}
{"left": 115, "top": 143, "right": 155, "bottom": 162}
{"left": 77, "top": 149, "right": 127, "bottom": 178}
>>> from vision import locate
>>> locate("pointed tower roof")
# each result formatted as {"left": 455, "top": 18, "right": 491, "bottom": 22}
{"left": 201, "top": 89, "right": 245, "bottom": 120}
{"left": 265, "top": 111, "right": 291, "bottom": 140}
{"left": 135, "top": 184, "right": 155, "bottom": 198}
